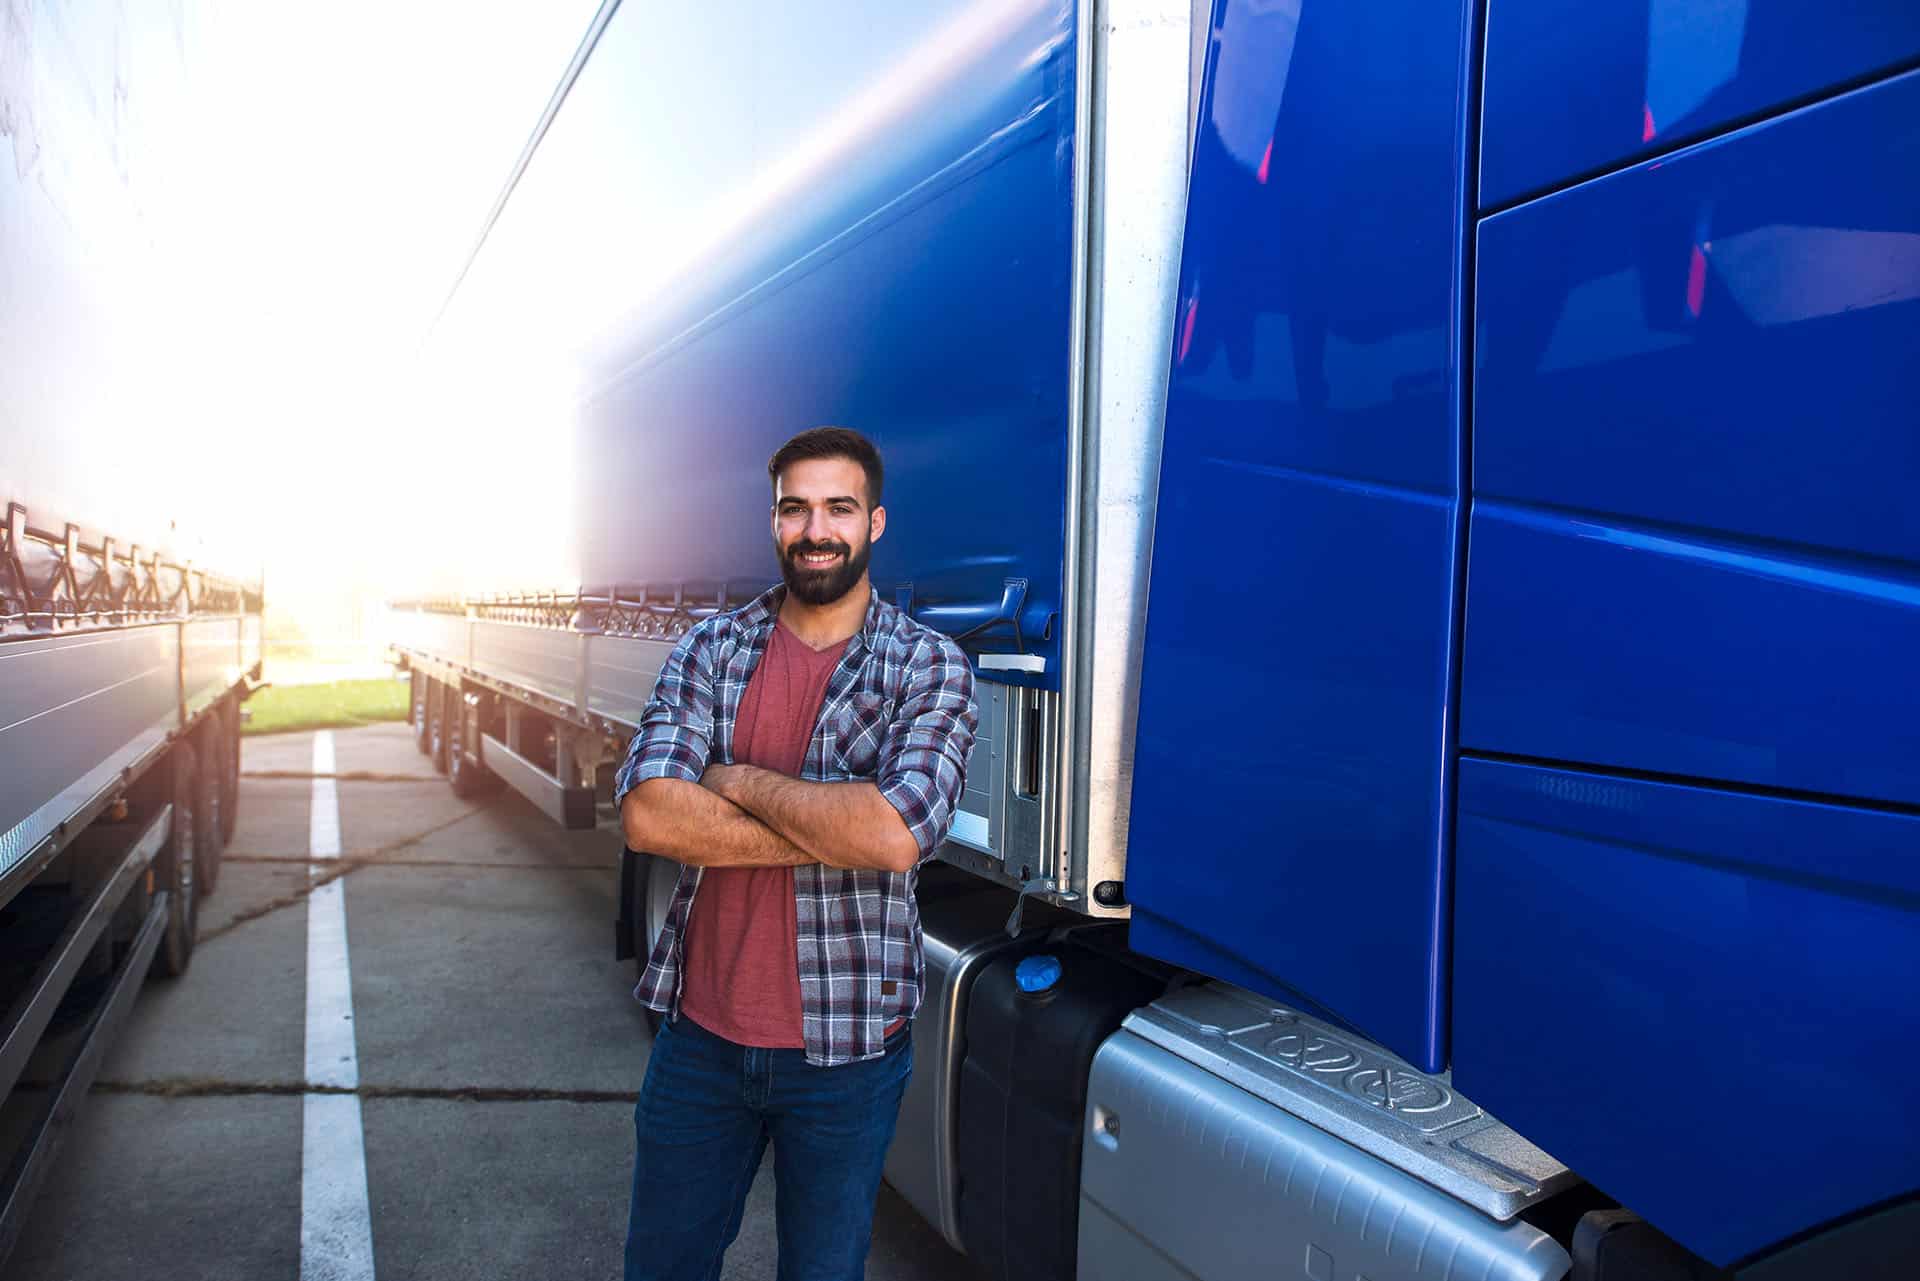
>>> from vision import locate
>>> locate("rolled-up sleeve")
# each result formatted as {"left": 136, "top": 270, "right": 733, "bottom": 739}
{"left": 612, "top": 624, "right": 718, "bottom": 806}
{"left": 876, "top": 636, "right": 978, "bottom": 862}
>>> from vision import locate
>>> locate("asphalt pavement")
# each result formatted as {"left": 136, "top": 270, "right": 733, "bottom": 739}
{"left": 9, "top": 723, "right": 975, "bottom": 1280}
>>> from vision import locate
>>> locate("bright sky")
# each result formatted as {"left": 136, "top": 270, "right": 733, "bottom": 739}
{"left": 3, "top": 0, "right": 979, "bottom": 637}
{"left": 182, "top": 1, "right": 607, "bottom": 607}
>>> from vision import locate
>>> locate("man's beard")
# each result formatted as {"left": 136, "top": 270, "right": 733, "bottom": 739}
{"left": 779, "top": 536, "right": 871, "bottom": 606}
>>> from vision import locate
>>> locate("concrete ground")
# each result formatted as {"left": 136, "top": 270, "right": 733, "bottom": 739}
{"left": 9, "top": 723, "right": 975, "bottom": 1280}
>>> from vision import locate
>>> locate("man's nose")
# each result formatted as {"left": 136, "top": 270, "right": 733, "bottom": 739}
{"left": 804, "top": 509, "right": 834, "bottom": 541}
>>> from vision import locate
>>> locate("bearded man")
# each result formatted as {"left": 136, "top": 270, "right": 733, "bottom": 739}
{"left": 615, "top": 426, "right": 978, "bottom": 1281}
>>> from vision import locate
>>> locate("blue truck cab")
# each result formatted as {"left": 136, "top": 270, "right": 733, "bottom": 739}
{"left": 1132, "top": 0, "right": 1919, "bottom": 1271}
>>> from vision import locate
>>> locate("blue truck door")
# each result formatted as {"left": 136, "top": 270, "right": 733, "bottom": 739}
{"left": 1124, "top": 0, "right": 1475, "bottom": 1073}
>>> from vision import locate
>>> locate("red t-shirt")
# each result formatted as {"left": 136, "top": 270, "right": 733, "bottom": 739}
{"left": 677, "top": 620, "right": 847, "bottom": 1048}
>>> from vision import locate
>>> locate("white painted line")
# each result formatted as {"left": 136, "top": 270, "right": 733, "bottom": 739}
{"left": 302, "top": 1093, "right": 375, "bottom": 1281}
{"left": 305, "top": 876, "right": 357, "bottom": 1090}
{"left": 302, "top": 730, "right": 375, "bottom": 1281}
{"left": 311, "top": 732, "right": 341, "bottom": 860}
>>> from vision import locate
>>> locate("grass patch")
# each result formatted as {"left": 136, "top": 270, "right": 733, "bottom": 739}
{"left": 244, "top": 679, "right": 410, "bottom": 737}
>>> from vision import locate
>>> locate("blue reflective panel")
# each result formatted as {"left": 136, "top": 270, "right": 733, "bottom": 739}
{"left": 1452, "top": 757, "right": 1920, "bottom": 1266}
{"left": 1467, "top": 69, "right": 1920, "bottom": 806}
{"left": 1126, "top": 0, "right": 1470, "bottom": 1072}
{"left": 1481, "top": 0, "right": 1920, "bottom": 206}
{"left": 567, "top": 0, "right": 1076, "bottom": 674}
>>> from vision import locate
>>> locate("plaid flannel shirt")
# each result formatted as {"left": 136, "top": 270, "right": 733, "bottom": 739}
{"left": 613, "top": 585, "right": 978, "bottom": 1066}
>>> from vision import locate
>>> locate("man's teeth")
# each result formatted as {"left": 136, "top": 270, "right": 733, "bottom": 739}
{"left": 800, "top": 552, "right": 841, "bottom": 564}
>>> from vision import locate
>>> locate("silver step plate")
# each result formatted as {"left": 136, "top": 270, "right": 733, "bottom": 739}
{"left": 1124, "top": 984, "right": 1575, "bottom": 1221}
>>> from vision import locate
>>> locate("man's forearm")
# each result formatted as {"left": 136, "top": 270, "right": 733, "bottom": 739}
{"left": 704, "top": 765, "right": 920, "bottom": 873}
{"left": 620, "top": 778, "right": 818, "bottom": 869}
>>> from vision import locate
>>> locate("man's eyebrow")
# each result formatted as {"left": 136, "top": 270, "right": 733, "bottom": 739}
{"left": 778, "top": 495, "right": 862, "bottom": 508}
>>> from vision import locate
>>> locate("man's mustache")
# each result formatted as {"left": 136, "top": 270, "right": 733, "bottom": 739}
{"left": 787, "top": 540, "right": 852, "bottom": 561}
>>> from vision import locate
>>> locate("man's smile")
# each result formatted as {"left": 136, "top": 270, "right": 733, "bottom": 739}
{"left": 788, "top": 540, "right": 852, "bottom": 573}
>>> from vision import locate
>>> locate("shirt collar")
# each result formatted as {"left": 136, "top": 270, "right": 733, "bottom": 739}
{"left": 737, "top": 583, "right": 881, "bottom": 653}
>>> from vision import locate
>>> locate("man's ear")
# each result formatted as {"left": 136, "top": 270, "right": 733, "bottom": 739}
{"left": 869, "top": 505, "right": 887, "bottom": 544}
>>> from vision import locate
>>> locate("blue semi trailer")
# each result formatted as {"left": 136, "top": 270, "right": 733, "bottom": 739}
{"left": 391, "top": 0, "right": 1920, "bottom": 1276}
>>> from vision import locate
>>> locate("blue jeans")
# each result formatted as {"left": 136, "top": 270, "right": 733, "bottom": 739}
{"left": 624, "top": 1015, "right": 914, "bottom": 1281}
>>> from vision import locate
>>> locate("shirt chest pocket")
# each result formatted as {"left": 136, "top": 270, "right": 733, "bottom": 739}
{"left": 825, "top": 691, "right": 893, "bottom": 777}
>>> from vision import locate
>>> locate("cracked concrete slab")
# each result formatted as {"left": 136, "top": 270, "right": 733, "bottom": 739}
{"left": 92, "top": 1079, "right": 637, "bottom": 1104}
{"left": 337, "top": 778, "right": 622, "bottom": 872}
{"left": 344, "top": 862, "right": 648, "bottom": 1096}
{"left": 6, "top": 1094, "right": 302, "bottom": 1281}
{"left": 219, "top": 776, "right": 315, "bottom": 858}
{"left": 199, "top": 858, "right": 311, "bottom": 938}
{"left": 99, "top": 864, "right": 306, "bottom": 1086}
{"left": 335, "top": 780, "right": 486, "bottom": 856}
{"left": 237, "top": 728, "right": 320, "bottom": 774}
{"left": 362, "top": 1097, "right": 630, "bottom": 1280}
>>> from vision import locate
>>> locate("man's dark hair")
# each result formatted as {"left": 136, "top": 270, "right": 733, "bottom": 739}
{"left": 767, "top": 427, "right": 884, "bottom": 509}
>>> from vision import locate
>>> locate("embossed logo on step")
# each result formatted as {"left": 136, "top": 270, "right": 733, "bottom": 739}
{"left": 1241, "top": 1016, "right": 1482, "bottom": 1133}
{"left": 1344, "top": 1065, "right": 1452, "bottom": 1115}
{"left": 1263, "top": 1028, "right": 1362, "bottom": 1075}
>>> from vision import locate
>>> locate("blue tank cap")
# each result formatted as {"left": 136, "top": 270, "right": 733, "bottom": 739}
{"left": 1015, "top": 954, "right": 1062, "bottom": 993}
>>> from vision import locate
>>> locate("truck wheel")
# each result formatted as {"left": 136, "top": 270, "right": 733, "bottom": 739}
{"left": 219, "top": 697, "right": 241, "bottom": 847}
{"left": 412, "top": 671, "right": 432, "bottom": 754}
{"left": 427, "top": 680, "right": 449, "bottom": 775}
{"left": 154, "top": 743, "right": 200, "bottom": 978}
{"left": 446, "top": 689, "right": 493, "bottom": 798}
{"left": 195, "top": 718, "right": 228, "bottom": 897}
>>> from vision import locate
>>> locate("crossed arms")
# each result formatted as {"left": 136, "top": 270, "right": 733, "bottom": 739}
{"left": 620, "top": 766, "right": 920, "bottom": 874}
{"left": 615, "top": 618, "right": 977, "bottom": 878}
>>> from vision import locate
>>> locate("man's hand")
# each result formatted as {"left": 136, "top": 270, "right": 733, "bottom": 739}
{"left": 698, "top": 763, "right": 749, "bottom": 802}
{"left": 620, "top": 777, "right": 817, "bottom": 869}
{"left": 701, "top": 763, "right": 920, "bottom": 874}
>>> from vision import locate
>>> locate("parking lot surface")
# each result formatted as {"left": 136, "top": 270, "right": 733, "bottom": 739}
{"left": 11, "top": 723, "right": 973, "bottom": 1280}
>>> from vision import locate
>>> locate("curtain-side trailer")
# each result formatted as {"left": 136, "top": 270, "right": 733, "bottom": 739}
{"left": 0, "top": 505, "right": 262, "bottom": 1263}
{"left": 0, "top": 7, "right": 266, "bottom": 1263}
{"left": 393, "top": 1, "right": 1920, "bottom": 1277}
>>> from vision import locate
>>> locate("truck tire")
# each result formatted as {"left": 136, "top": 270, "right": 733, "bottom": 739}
{"left": 427, "top": 679, "right": 450, "bottom": 775}
{"left": 153, "top": 742, "right": 200, "bottom": 978}
{"left": 446, "top": 688, "right": 493, "bottom": 798}
{"left": 411, "top": 671, "right": 432, "bottom": 754}
{"left": 195, "top": 717, "right": 228, "bottom": 897}
{"left": 219, "top": 697, "right": 241, "bottom": 847}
